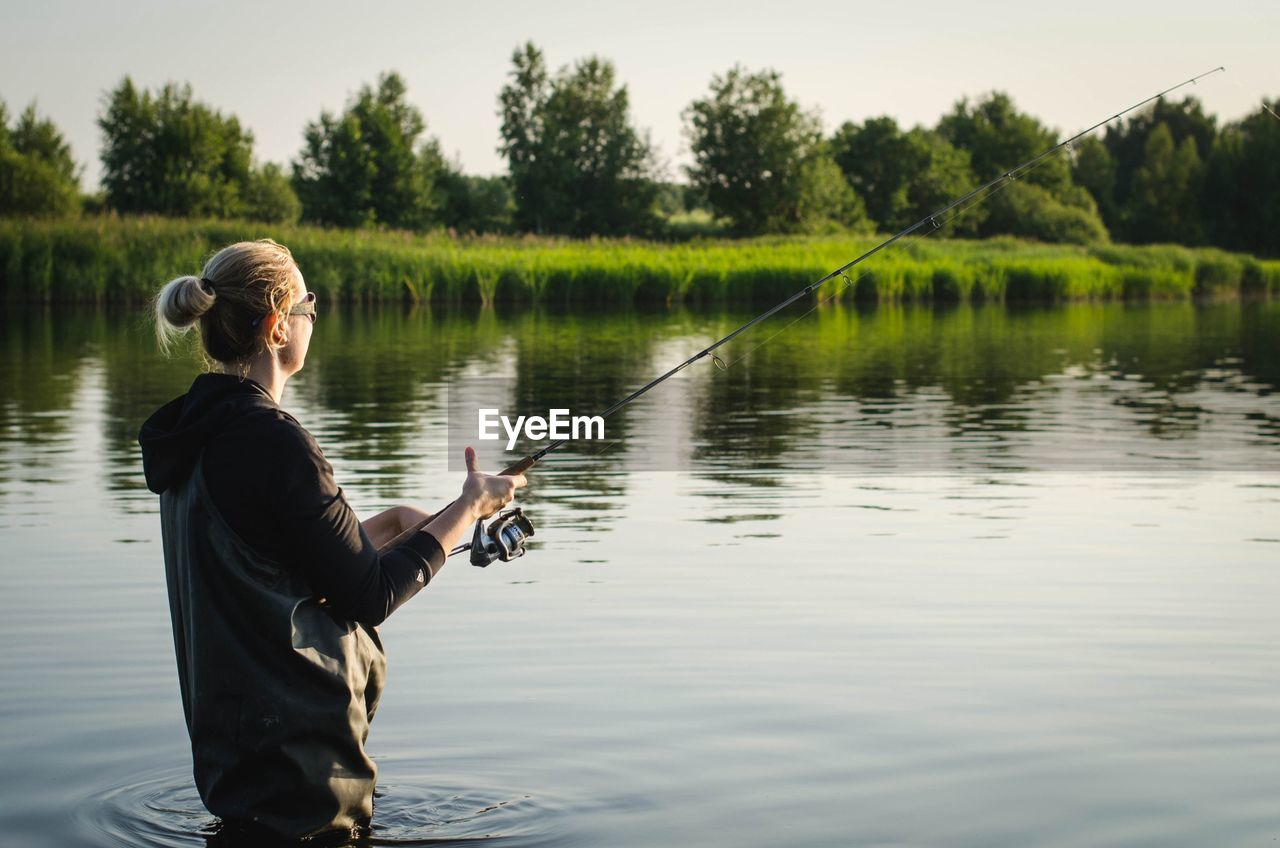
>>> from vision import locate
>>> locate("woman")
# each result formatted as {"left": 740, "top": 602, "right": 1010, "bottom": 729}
{"left": 138, "top": 239, "right": 524, "bottom": 842}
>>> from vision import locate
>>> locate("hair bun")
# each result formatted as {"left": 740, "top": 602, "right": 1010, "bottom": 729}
{"left": 155, "top": 274, "right": 218, "bottom": 347}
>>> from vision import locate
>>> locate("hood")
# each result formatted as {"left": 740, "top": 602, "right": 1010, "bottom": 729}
{"left": 139, "top": 374, "right": 275, "bottom": 494}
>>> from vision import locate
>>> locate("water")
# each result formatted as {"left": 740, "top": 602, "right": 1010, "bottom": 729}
{"left": 2, "top": 300, "right": 1279, "bottom": 847}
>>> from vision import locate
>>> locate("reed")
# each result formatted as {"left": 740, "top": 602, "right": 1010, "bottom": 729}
{"left": 2, "top": 216, "right": 1277, "bottom": 305}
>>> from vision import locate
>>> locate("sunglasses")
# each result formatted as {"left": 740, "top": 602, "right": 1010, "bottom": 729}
{"left": 252, "top": 292, "right": 318, "bottom": 328}
{"left": 289, "top": 291, "right": 318, "bottom": 324}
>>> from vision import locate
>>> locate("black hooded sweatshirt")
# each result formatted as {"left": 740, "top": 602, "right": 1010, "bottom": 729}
{"left": 139, "top": 373, "right": 445, "bottom": 625}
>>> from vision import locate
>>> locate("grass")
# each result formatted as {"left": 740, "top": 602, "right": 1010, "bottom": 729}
{"left": 2, "top": 215, "right": 1278, "bottom": 305}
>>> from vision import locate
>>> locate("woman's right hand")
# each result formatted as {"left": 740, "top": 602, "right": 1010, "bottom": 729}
{"left": 461, "top": 446, "right": 527, "bottom": 519}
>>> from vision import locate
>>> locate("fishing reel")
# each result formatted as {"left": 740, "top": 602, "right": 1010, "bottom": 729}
{"left": 469, "top": 507, "right": 535, "bottom": 567}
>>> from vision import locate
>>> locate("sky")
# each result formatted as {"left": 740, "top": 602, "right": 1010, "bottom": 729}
{"left": 1, "top": 0, "right": 1275, "bottom": 189}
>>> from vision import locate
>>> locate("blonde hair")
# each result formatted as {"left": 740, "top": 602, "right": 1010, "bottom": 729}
{"left": 155, "top": 239, "right": 299, "bottom": 364}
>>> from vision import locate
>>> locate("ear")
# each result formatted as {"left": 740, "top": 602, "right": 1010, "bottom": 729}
{"left": 265, "top": 314, "right": 288, "bottom": 346}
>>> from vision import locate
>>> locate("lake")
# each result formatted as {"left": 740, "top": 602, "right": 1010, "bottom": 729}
{"left": 2, "top": 299, "right": 1279, "bottom": 847}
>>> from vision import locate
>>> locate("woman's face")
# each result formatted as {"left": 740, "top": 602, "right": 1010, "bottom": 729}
{"left": 278, "top": 265, "right": 313, "bottom": 376}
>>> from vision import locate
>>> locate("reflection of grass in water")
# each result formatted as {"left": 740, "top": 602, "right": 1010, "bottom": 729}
{"left": 3, "top": 300, "right": 1277, "bottom": 520}
{"left": 4, "top": 217, "right": 1280, "bottom": 304}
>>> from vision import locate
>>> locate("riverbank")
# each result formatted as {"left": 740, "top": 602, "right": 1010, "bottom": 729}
{"left": 3, "top": 216, "right": 1278, "bottom": 304}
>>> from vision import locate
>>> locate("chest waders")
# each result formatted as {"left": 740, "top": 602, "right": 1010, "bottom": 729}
{"left": 161, "top": 458, "right": 387, "bottom": 839}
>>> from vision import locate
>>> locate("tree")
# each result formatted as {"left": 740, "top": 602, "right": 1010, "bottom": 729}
{"left": 830, "top": 117, "right": 910, "bottom": 228}
{"left": 436, "top": 164, "right": 515, "bottom": 234}
{"left": 938, "top": 92, "right": 1071, "bottom": 194}
{"left": 293, "top": 72, "right": 443, "bottom": 230}
{"left": 11, "top": 103, "right": 78, "bottom": 184}
{"left": 0, "top": 101, "right": 82, "bottom": 217}
{"left": 652, "top": 181, "right": 689, "bottom": 219}
{"left": 242, "top": 163, "right": 300, "bottom": 224}
{"left": 1202, "top": 100, "right": 1280, "bottom": 255}
{"left": 794, "top": 153, "right": 871, "bottom": 234}
{"left": 983, "top": 182, "right": 1109, "bottom": 244}
{"left": 98, "top": 78, "right": 253, "bottom": 217}
{"left": 499, "top": 43, "right": 658, "bottom": 236}
{"left": 1070, "top": 136, "right": 1117, "bottom": 225}
{"left": 1103, "top": 96, "right": 1216, "bottom": 222}
{"left": 937, "top": 92, "right": 1107, "bottom": 240}
{"left": 498, "top": 42, "right": 548, "bottom": 229}
{"left": 831, "top": 118, "right": 981, "bottom": 234}
{"left": 900, "top": 130, "right": 984, "bottom": 235}
{"left": 1125, "top": 124, "right": 1204, "bottom": 244}
{"left": 683, "top": 66, "right": 827, "bottom": 235}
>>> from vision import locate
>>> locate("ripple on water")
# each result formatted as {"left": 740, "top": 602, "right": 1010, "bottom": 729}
{"left": 75, "top": 765, "right": 574, "bottom": 847}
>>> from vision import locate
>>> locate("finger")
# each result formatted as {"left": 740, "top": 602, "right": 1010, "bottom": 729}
{"left": 464, "top": 446, "right": 479, "bottom": 474}
{"left": 511, "top": 473, "right": 528, "bottom": 489}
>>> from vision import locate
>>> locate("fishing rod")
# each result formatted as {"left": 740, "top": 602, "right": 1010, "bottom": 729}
{"left": 384, "top": 66, "right": 1226, "bottom": 566}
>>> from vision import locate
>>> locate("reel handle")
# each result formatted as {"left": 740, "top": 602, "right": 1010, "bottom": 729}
{"left": 376, "top": 454, "right": 536, "bottom": 555}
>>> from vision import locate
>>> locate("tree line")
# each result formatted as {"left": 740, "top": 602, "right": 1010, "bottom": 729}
{"left": 1, "top": 42, "right": 1277, "bottom": 256}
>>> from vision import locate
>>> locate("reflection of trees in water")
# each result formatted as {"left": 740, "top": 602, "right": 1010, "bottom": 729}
{"left": 503, "top": 305, "right": 690, "bottom": 518}
{"left": 1085, "top": 303, "right": 1260, "bottom": 439}
{"left": 1240, "top": 301, "right": 1280, "bottom": 390}
{"left": 687, "top": 336, "right": 825, "bottom": 471}
{"left": 0, "top": 308, "right": 201, "bottom": 505}
{"left": 290, "top": 303, "right": 681, "bottom": 509}
{"left": 1, "top": 309, "right": 94, "bottom": 456}
{"left": 0, "top": 309, "right": 93, "bottom": 504}
{"left": 2, "top": 301, "right": 1278, "bottom": 516}
{"left": 684, "top": 301, "right": 1280, "bottom": 477}
{"left": 291, "top": 304, "right": 509, "bottom": 498}
{"left": 99, "top": 310, "right": 205, "bottom": 503}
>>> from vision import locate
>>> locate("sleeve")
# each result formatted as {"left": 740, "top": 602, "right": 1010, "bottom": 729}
{"left": 264, "top": 418, "right": 446, "bottom": 626}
